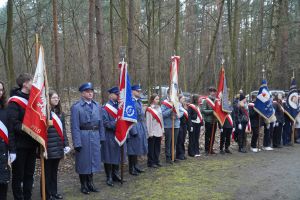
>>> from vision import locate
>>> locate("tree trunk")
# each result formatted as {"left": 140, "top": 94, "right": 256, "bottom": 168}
{"left": 110, "top": 0, "right": 117, "bottom": 84}
{"left": 5, "top": 0, "right": 15, "bottom": 90}
{"left": 95, "top": 0, "right": 105, "bottom": 103}
{"left": 52, "top": 0, "right": 61, "bottom": 92}
{"left": 128, "top": 0, "right": 135, "bottom": 81}
{"left": 88, "top": 0, "right": 95, "bottom": 82}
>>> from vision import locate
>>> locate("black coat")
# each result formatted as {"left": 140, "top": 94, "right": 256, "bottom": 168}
{"left": 235, "top": 105, "right": 249, "bottom": 125}
{"left": 273, "top": 101, "right": 284, "bottom": 123}
{"left": 0, "top": 107, "right": 10, "bottom": 184}
{"left": 46, "top": 112, "right": 69, "bottom": 159}
{"left": 249, "top": 103, "right": 260, "bottom": 128}
{"left": 7, "top": 88, "right": 38, "bottom": 151}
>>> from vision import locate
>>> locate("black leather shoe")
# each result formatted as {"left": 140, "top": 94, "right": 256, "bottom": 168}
{"left": 156, "top": 163, "right": 162, "bottom": 167}
{"left": 80, "top": 187, "right": 90, "bottom": 195}
{"left": 87, "top": 174, "right": 100, "bottom": 192}
{"left": 79, "top": 175, "right": 90, "bottom": 195}
{"left": 54, "top": 194, "right": 63, "bottom": 199}
{"left": 134, "top": 165, "right": 145, "bottom": 173}
{"left": 225, "top": 149, "right": 232, "bottom": 154}
{"left": 106, "top": 178, "right": 114, "bottom": 187}
{"left": 129, "top": 168, "right": 139, "bottom": 176}
{"left": 220, "top": 150, "right": 225, "bottom": 155}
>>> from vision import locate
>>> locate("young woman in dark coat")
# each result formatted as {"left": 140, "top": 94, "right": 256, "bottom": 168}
{"left": 0, "top": 81, "right": 14, "bottom": 200}
{"left": 45, "top": 91, "right": 70, "bottom": 200}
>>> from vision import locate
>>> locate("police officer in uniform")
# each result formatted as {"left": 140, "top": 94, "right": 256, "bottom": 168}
{"left": 127, "top": 85, "right": 148, "bottom": 175}
{"left": 101, "top": 87, "right": 123, "bottom": 186}
{"left": 71, "top": 82, "right": 105, "bottom": 195}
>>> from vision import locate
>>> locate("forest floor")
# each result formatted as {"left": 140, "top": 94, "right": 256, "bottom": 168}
{"left": 8, "top": 140, "right": 300, "bottom": 200}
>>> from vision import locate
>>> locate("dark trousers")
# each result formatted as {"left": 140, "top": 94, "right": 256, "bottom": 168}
{"left": 283, "top": 121, "right": 291, "bottom": 145}
{"left": 164, "top": 128, "right": 179, "bottom": 161}
{"left": 263, "top": 125, "right": 272, "bottom": 147}
{"left": 176, "top": 124, "right": 188, "bottom": 159}
{"left": 251, "top": 126, "right": 259, "bottom": 148}
{"left": 188, "top": 123, "right": 201, "bottom": 156}
{"left": 147, "top": 136, "right": 161, "bottom": 166}
{"left": 12, "top": 148, "right": 36, "bottom": 200}
{"left": 220, "top": 128, "right": 232, "bottom": 150}
{"left": 238, "top": 123, "right": 247, "bottom": 149}
{"left": 205, "top": 122, "right": 217, "bottom": 152}
{"left": 45, "top": 158, "right": 60, "bottom": 198}
{"left": 0, "top": 183, "right": 8, "bottom": 200}
{"left": 273, "top": 123, "right": 283, "bottom": 147}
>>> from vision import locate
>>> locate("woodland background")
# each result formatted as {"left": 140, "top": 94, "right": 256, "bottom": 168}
{"left": 0, "top": 0, "right": 299, "bottom": 102}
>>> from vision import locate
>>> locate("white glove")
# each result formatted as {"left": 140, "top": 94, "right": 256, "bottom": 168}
{"left": 64, "top": 146, "right": 71, "bottom": 155}
{"left": 232, "top": 128, "right": 235, "bottom": 132}
{"left": 9, "top": 153, "right": 16, "bottom": 163}
{"left": 238, "top": 124, "right": 242, "bottom": 130}
{"left": 275, "top": 122, "right": 279, "bottom": 127}
{"left": 266, "top": 124, "right": 270, "bottom": 129}
{"left": 273, "top": 123, "right": 276, "bottom": 128}
{"left": 190, "top": 127, "right": 193, "bottom": 132}
{"left": 220, "top": 128, "right": 223, "bottom": 132}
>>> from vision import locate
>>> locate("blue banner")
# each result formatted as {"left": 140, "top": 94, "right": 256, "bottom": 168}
{"left": 285, "top": 78, "right": 299, "bottom": 121}
{"left": 254, "top": 79, "right": 275, "bottom": 120}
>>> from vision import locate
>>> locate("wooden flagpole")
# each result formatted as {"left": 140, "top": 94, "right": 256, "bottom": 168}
{"left": 35, "top": 34, "right": 46, "bottom": 200}
{"left": 171, "top": 112, "right": 175, "bottom": 161}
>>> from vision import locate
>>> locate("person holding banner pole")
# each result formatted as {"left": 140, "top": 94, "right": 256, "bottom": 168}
{"left": 44, "top": 91, "right": 70, "bottom": 200}
{"left": 101, "top": 87, "right": 123, "bottom": 186}
{"left": 273, "top": 94, "right": 284, "bottom": 148}
{"left": 8, "top": 73, "right": 38, "bottom": 200}
{"left": 0, "top": 81, "right": 12, "bottom": 200}
{"left": 146, "top": 93, "right": 164, "bottom": 168}
{"left": 249, "top": 95, "right": 261, "bottom": 153}
{"left": 218, "top": 112, "right": 235, "bottom": 155}
{"left": 162, "top": 89, "right": 183, "bottom": 164}
{"left": 201, "top": 87, "right": 217, "bottom": 155}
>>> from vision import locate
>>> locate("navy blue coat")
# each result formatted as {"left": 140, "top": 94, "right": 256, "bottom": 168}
{"left": 127, "top": 98, "right": 148, "bottom": 156}
{"left": 0, "top": 107, "right": 10, "bottom": 184}
{"left": 71, "top": 98, "right": 105, "bottom": 174}
{"left": 101, "top": 100, "right": 126, "bottom": 164}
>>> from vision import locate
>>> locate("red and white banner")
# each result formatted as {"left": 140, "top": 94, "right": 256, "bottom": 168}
{"left": 170, "top": 56, "right": 180, "bottom": 117}
{"left": 22, "top": 46, "right": 48, "bottom": 155}
{"left": 188, "top": 104, "right": 203, "bottom": 122}
{"left": 226, "top": 114, "right": 233, "bottom": 127}
{"left": 115, "top": 61, "right": 137, "bottom": 146}
{"left": 51, "top": 112, "right": 64, "bottom": 142}
{"left": 8, "top": 96, "right": 28, "bottom": 110}
{"left": 146, "top": 107, "right": 163, "bottom": 129}
{"left": 104, "top": 104, "right": 118, "bottom": 119}
{"left": 0, "top": 120, "right": 8, "bottom": 144}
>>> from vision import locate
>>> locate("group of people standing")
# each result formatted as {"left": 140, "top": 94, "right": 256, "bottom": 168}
{"left": 0, "top": 73, "right": 299, "bottom": 200}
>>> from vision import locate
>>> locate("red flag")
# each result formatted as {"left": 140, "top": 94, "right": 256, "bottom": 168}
{"left": 170, "top": 56, "right": 180, "bottom": 116}
{"left": 22, "top": 46, "right": 48, "bottom": 154}
{"left": 115, "top": 61, "right": 137, "bottom": 146}
{"left": 214, "top": 67, "right": 230, "bottom": 126}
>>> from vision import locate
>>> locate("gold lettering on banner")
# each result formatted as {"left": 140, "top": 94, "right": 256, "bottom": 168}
{"left": 30, "top": 125, "right": 41, "bottom": 134}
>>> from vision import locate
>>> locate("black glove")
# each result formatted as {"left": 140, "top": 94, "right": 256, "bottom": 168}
{"left": 100, "top": 141, "right": 105, "bottom": 145}
{"left": 75, "top": 147, "right": 82, "bottom": 152}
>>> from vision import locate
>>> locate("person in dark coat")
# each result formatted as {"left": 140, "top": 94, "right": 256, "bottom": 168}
{"left": 219, "top": 111, "right": 235, "bottom": 154}
{"left": 71, "top": 82, "right": 106, "bottom": 195}
{"left": 201, "top": 87, "right": 217, "bottom": 155}
{"left": 44, "top": 91, "right": 70, "bottom": 200}
{"left": 127, "top": 85, "right": 148, "bottom": 175}
{"left": 273, "top": 94, "right": 284, "bottom": 148}
{"left": 0, "top": 81, "right": 14, "bottom": 200}
{"left": 101, "top": 87, "right": 123, "bottom": 186}
{"left": 177, "top": 95, "right": 190, "bottom": 160}
{"left": 235, "top": 94, "right": 249, "bottom": 153}
{"left": 188, "top": 95, "right": 203, "bottom": 157}
{"left": 249, "top": 95, "right": 261, "bottom": 153}
{"left": 7, "top": 73, "right": 39, "bottom": 200}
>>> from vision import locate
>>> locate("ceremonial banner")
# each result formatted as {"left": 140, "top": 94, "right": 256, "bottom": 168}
{"left": 170, "top": 56, "right": 180, "bottom": 117}
{"left": 285, "top": 78, "right": 300, "bottom": 122}
{"left": 254, "top": 79, "right": 275, "bottom": 121}
{"left": 115, "top": 61, "right": 137, "bottom": 146}
{"left": 22, "top": 46, "right": 48, "bottom": 154}
{"left": 215, "top": 67, "right": 232, "bottom": 126}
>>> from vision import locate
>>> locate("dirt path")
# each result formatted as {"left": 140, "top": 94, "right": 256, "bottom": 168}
{"left": 8, "top": 144, "right": 300, "bottom": 200}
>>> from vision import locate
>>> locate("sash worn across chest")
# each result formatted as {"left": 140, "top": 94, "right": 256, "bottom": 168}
{"left": 104, "top": 104, "right": 118, "bottom": 119}
{"left": 188, "top": 104, "right": 203, "bottom": 122}
{"left": 51, "top": 112, "right": 64, "bottom": 142}
{"left": 146, "top": 107, "right": 163, "bottom": 129}
{"left": 8, "top": 96, "right": 28, "bottom": 109}
{"left": 0, "top": 120, "right": 8, "bottom": 144}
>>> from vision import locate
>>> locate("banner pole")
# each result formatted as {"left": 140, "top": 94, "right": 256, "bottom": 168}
{"left": 35, "top": 34, "right": 46, "bottom": 200}
{"left": 120, "top": 145, "right": 124, "bottom": 184}
{"left": 171, "top": 113, "right": 175, "bottom": 161}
